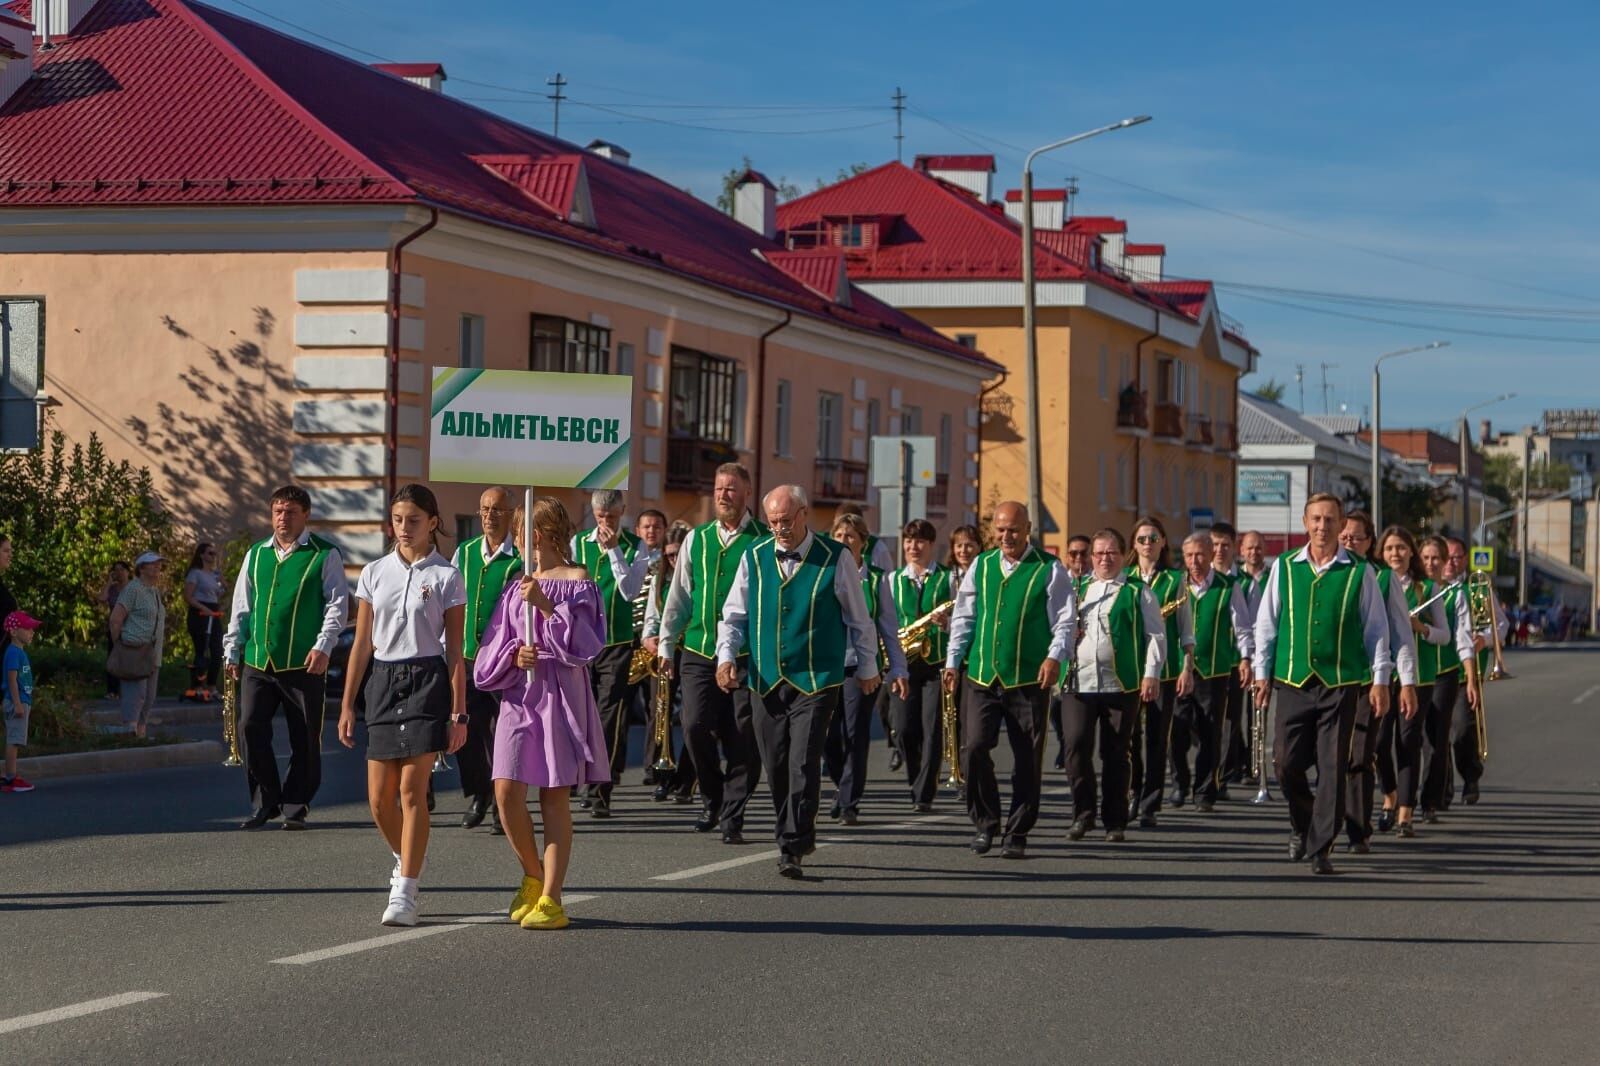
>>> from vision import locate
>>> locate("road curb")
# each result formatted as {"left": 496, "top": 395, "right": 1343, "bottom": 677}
{"left": 84, "top": 705, "right": 221, "bottom": 728}
{"left": 18, "top": 740, "right": 228, "bottom": 780}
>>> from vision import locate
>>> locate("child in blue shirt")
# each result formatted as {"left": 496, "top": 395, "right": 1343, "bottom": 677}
{"left": 3, "top": 610, "right": 40, "bottom": 793}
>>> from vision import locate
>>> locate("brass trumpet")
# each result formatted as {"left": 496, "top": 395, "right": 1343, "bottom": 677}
{"left": 221, "top": 672, "right": 243, "bottom": 767}
{"left": 649, "top": 667, "right": 675, "bottom": 772}
{"left": 899, "top": 600, "right": 954, "bottom": 664}
{"left": 626, "top": 644, "right": 657, "bottom": 686}
{"left": 940, "top": 685, "right": 963, "bottom": 788}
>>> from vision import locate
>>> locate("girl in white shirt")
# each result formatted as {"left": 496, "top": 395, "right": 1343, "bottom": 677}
{"left": 339, "top": 484, "right": 468, "bottom": 927}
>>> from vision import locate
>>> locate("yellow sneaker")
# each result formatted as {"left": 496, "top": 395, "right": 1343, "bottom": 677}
{"left": 519, "top": 895, "right": 569, "bottom": 930}
{"left": 508, "top": 875, "right": 542, "bottom": 923}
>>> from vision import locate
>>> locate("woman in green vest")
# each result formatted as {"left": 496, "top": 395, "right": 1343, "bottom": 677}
{"left": 890, "top": 518, "right": 957, "bottom": 811}
{"left": 1417, "top": 535, "right": 1473, "bottom": 816}
{"left": 1127, "top": 516, "right": 1191, "bottom": 823}
{"left": 1336, "top": 510, "right": 1389, "bottom": 849}
{"left": 1376, "top": 526, "right": 1448, "bottom": 838}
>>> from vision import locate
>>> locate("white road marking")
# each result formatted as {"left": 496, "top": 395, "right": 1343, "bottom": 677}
{"left": 1572, "top": 684, "right": 1600, "bottom": 705}
{"left": 0, "top": 992, "right": 167, "bottom": 1035}
{"left": 271, "top": 895, "right": 600, "bottom": 964}
{"left": 652, "top": 812, "right": 966, "bottom": 881}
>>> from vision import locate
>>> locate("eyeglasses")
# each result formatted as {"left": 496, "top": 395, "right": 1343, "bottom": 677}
{"left": 1135, "top": 534, "right": 1162, "bottom": 545}
{"left": 479, "top": 507, "right": 511, "bottom": 517}
{"left": 1065, "top": 548, "right": 1089, "bottom": 557}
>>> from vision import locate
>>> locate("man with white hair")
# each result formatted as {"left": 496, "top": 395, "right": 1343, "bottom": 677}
{"left": 717, "top": 485, "right": 880, "bottom": 879}
{"left": 571, "top": 488, "right": 651, "bottom": 818}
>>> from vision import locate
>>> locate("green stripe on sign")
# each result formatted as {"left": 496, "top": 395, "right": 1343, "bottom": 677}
{"left": 430, "top": 368, "right": 483, "bottom": 416}
{"left": 578, "top": 440, "right": 631, "bottom": 489}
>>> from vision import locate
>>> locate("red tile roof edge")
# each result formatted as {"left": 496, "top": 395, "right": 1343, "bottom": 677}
{"left": 1002, "top": 189, "right": 1067, "bottom": 202}
{"left": 1126, "top": 242, "right": 1165, "bottom": 255}
{"left": 913, "top": 153, "right": 994, "bottom": 171}
{"left": 0, "top": 10, "right": 31, "bottom": 30}
{"left": 372, "top": 62, "right": 445, "bottom": 78}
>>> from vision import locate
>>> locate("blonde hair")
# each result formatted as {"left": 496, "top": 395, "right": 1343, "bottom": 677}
{"left": 830, "top": 512, "right": 870, "bottom": 543}
{"left": 514, "top": 496, "right": 575, "bottom": 565}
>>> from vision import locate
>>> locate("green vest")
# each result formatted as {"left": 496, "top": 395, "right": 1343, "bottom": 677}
{"left": 1129, "top": 565, "right": 1185, "bottom": 682}
{"left": 453, "top": 536, "right": 523, "bottom": 660}
{"left": 576, "top": 529, "right": 641, "bottom": 647}
{"left": 1417, "top": 582, "right": 1461, "bottom": 677}
{"left": 241, "top": 535, "right": 337, "bottom": 672}
{"left": 1380, "top": 570, "right": 1438, "bottom": 686}
{"left": 966, "top": 547, "right": 1056, "bottom": 689}
{"left": 682, "top": 517, "right": 769, "bottom": 659}
{"left": 860, "top": 565, "right": 889, "bottom": 676}
{"left": 1187, "top": 575, "right": 1239, "bottom": 679}
{"left": 891, "top": 565, "right": 953, "bottom": 665}
{"left": 746, "top": 535, "right": 848, "bottom": 695}
{"left": 1068, "top": 578, "right": 1146, "bottom": 693}
{"left": 1270, "top": 552, "right": 1373, "bottom": 689}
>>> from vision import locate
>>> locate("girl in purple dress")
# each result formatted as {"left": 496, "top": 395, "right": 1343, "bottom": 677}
{"left": 474, "top": 496, "right": 609, "bottom": 931}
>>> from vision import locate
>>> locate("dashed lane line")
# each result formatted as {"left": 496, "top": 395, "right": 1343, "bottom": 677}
{"left": 1572, "top": 684, "right": 1600, "bottom": 705}
{"left": 270, "top": 894, "right": 600, "bottom": 964}
{"left": 651, "top": 813, "right": 960, "bottom": 882}
{"left": 0, "top": 992, "right": 168, "bottom": 1036}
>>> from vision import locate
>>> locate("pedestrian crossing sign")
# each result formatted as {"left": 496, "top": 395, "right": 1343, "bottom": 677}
{"left": 1470, "top": 546, "right": 1494, "bottom": 572}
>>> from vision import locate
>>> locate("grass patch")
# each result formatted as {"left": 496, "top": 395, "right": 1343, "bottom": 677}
{"left": 21, "top": 732, "right": 183, "bottom": 758}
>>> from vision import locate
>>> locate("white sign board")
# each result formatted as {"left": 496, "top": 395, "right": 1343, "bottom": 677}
{"left": 870, "top": 435, "right": 937, "bottom": 488}
{"left": 878, "top": 486, "right": 928, "bottom": 536}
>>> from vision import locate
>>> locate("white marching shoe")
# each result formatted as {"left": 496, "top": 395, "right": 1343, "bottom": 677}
{"left": 381, "top": 883, "right": 419, "bottom": 927}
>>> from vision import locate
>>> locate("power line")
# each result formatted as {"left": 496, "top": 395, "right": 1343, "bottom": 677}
{"left": 1223, "top": 288, "right": 1600, "bottom": 345}
{"left": 567, "top": 100, "right": 892, "bottom": 136}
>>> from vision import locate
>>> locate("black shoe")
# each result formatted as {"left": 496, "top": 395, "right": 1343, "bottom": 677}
{"left": 1196, "top": 799, "right": 1215, "bottom": 813}
{"left": 1440, "top": 791, "right": 1454, "bottom": 811}
{"left": 488, "top": 806, "right": 504, "bottom": 835}
{"left": 828, "top": 802, "right": 842, "bottom": 822}
{"left": 1067, "top": 815, "right": 1094, "bottom": 841}
{"left": 1376, "top": 808, "right": 1395, "bottom": 833}
{"left": 579, "top": 796, "right": 593, "bottom": 811}
{"left": 970, "top": 831, "right": 994, "bottom": 855}
{"left": 1309, "top": 851, "right": 1336, "bottom": 875}
{"left": 1001, "top": 836, "right": 1027, "bottom": 859}
{"left": 653, "top": 784, "right": 671, "bottom": 802}
{"left": 1105, "top": 827, "right": 1125, "bottom": 843}
{"left": 1421, "top": 807, "right": 1439, "bottom": 823}
{"left": 1289, "top": 832, "right": 1307, "bottom": 862}
{"left": 913, "top": 802, "right": 934, "bottom": 814}
{"left": 1462, "top": 781, "right": 1479, "bottom": 805}
{"left": 281, "top": 809, "right": 308, "bottom": 831}
{"left": 692, "top": 813, "right": 717, "bottom": 832}
{"left": 778, "top": 853, "right": 803, "bottom": 879}
{"left": 641, "top": 769, "right": 658, "bottom": 786}
{"left": 1397, "top": 820, "right": 1415, "bottom": 838}
{"left": 1168, "top": 787, "right": 1187, "bottom": 808}
{"left": 672, "top": 791, "right": 694, "bottom": 805}
{"left": 1138, "top": 813, "right": 1158, "bottom": 829}
{"left": 239, "top": 807, "right": 278, "bottom": 830}
{"left": 889, "top": 750, "right": 904, "bottom": 772}
{"left": 1349, "top": 837, "right": 1371, "bottom": 854}
{"left": 590, "top": 802, "right": 611, "bottom": 819}
{"left": 1053, "top": 751, "right": 1065, "bottom": 771}
{"left": 426, "top": 784, "right": 436, "bottom": 814}
{"left": 461, "top": 795, "right": 489, "bottom": 829}
{"left": 840, "top": 808, "right": 859, "bottom": 826}
{"left": 1215, "top": 784, "right": 1231, "bottom": 801}
{"left": 721, "top": 827, "right": 745, "bottom": 846}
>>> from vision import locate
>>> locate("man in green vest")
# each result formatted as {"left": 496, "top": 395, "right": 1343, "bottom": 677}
{"left": 716, "top": 484, "right": 880, "bottom": 879}
{"left": 1170, "top": 531, "right": 1253, "bottom": 815}
{"left": 942, "top": 501, "right": 1077, "bottom": 860}
{"left": 1209, "top": 521, "right": 1251, "bottom": 791}
{"left": 571, "top": 488, "right": 651, "bottom": 818}
{"left": 223, "top": 485, "right": 349, "bottom": 831}
{"left": 451, "top": 486, "right": 522, "bottom": 831}
{"left": 1251, "top": 493, "right": 1392, "bottom": 875}
{"left": 1047, "top": 532, "right": 1094, "bottom": 773}
{"left": 658, "top": 463, "right": 766, "bottom": 843}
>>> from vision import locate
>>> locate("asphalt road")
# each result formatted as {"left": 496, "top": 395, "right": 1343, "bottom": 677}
{"left": 3, "top": 646, "right": 1597, "bottom": 1064}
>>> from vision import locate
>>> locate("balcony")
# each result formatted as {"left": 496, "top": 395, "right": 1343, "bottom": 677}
{"left": 666, "top": 437, "right": 737, "bottom": 492}
{"left": 1152, "top": 402, "right": 1184, "bottom": 441}
{"left": 927, "top": 473, "right": 950, "bottom": 511}
{"left": 1115, "top": 386, "right": 1149, "bottom": 436}
{"left": 814, "top": 458, "right": 868, "bottom": 503}
{"left": 1214, "top": 420, "right": 1239, "bottom": 454}
{"left": 1186, "top": 414, "right": 1213, "bottom": 450}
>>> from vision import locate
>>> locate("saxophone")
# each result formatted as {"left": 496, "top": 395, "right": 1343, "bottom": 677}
{"left": 898, "top": 600, "right": 955, "bottom": 664}
{"left": 627, "top": 558, "right": 661, "bottom": 685}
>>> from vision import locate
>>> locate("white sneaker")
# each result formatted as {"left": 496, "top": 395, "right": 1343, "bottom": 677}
{"left": 381, "top": 886, "right": 418, "bottom": 927}
{"left": 390, "top": 856, "right": 402, "bottom": 884}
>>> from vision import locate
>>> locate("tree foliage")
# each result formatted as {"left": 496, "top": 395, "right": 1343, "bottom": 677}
{"left": 716, "top": 156, "right": 801, "bottom": 214}
{"left": 1484, "top": 452, "right": 1576, "bottom": 507}
{"left": 1339, "top": 470, "right": 1452, "bottom": 534}
{"left": 1251, "top": 378, "right": 1288, "bottom": 403}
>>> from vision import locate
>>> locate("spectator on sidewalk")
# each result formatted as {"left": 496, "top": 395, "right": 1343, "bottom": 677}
{"left": 182, "top": 544, "right": 227, "bottom": 703}
{"left": 102, "top": 560, "right": 132, "bottom": 698}
{"left": 3, "top": 610, "right": 41, "bottom": 793}
{"left": 110, "top": 552, "right": 168, "bottom": 738}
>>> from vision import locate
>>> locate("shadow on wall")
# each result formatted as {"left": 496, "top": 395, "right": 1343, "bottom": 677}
{"left": 124, "top": 307, "right": 288, "bottom": 537}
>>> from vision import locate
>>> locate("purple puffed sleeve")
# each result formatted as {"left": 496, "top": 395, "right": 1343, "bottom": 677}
{"left": 534, "top": 582, "right": 606, "bottom": 668}
{"left": 472, "top": 585, "right": 527, "bottom": 694}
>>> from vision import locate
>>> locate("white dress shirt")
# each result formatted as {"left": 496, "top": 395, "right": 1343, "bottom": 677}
{"left": 570, "top": 529, "right": 650, "bottom": 601}
{"left": 1396, "top": 573, "right": 1452, "bottom": 677}
{"left": 868, "top": 537, "right": 895, "bottom": 574}
{"left": 658, "top": 512, "right": 758, "bottom": 659}
{"left": 944, "top": 550, "right": 1078, "bottom": 671}
{"left": 714, "top": 531, "right": 880, "bottom": 681}
{"left": 1185, "top": 570, "right": 1253, "bottom": 668}
{"left": 1073, "top": 575, "right": 1165, "bottom": 693}
{"left": 223, "top": 530, "right": 350, "bottom": 664}
{"left": 1251, "top": 546, "right": 1393, "bottom": 686}
{"left": 849, "top": 570, "right": 909, "bottom": 681}
{"left": 354, "top": 549, "right": 468, "bottom": 661}
{"left": 1382, "top": 573, "right": 1421, "bottom": 687}
{"left": 1236, "top": 565, "right": 1270, "bottom": 621}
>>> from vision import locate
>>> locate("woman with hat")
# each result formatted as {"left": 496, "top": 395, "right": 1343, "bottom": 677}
{"left": 109, "top": 551, "right": 168, "bottom": 738}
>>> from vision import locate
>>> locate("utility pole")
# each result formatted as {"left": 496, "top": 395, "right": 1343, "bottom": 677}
{"left": 547, "top": 72, "right": 567, "bottom": 138}
{"left": 892, "top": 87, "right": 906, "bottom": 162}
{"left": 1064, "top": 175, "right": 1080, "bottom": 218}
{"left": 1295, "top": 363, "right": 1306, "bottom": 412}
{"left": 1519, "top": 432, "right": 1530, "bottom": 608}
{"left": 1319, "top": 362, "right": 1338, "bottom": 414}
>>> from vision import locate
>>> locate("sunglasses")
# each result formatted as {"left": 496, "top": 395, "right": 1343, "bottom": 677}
{"left": 1135, "top": 534, "right": 1162, "bottom": 545}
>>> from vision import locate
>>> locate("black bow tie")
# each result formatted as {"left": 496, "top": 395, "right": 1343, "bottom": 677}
{"left": 776, "top": 549, "right": 802, "bottom": 562}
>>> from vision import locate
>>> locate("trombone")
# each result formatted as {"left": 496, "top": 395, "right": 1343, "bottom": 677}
{"left": 1463, "top": 571, "right": 1501, "bottom": 762}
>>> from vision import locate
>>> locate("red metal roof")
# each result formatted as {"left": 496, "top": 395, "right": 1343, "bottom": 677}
{"left": 1002, "top": 188, "right": 1067, "bottom": 203}
{"left": 0, "top": 0, "right": 994, "bottom": 370}
{"left": 472, "top": 153, "right": 585, "bottom": 221}
{"left": 766, "top": 250, "right": 849, "bottom": 303}
{"left": 1126, "top": 242, "right": 1165, "bottom": 255}
{"left": 1063, "top": 216, "right": 1128, "bottom": 235}
{"left": 913, "top": 154, "right": 994, "bottom": 172}
{"left": 372, "top": 62, "right": 444, "bottom": 79}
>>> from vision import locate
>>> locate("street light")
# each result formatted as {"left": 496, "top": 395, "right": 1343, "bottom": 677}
{"left": 1370, "top": 341, "right": 1449, "bottom": 533}
{"left": 1021, "top": 115, "right": 1152, "bottom": 539}
{"left": 1457, "top": 391, "right": 1515, "bottom": 542}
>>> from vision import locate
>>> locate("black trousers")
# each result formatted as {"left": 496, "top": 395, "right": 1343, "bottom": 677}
{"left": 1394, "top": 684, "right": 1433, "bottom": 808}
{"left": 678, "top": 651, "right": 760, "bottom": 830}
{"left": 823, "top": 673, "right": 873, "bottom": 813}
{"left": 239, "top": 666, "right": 326, "bottom": 818}
{"left": 1421, "top": 671, "right": 1459, "bottom": 810}
{"left": 643, "top": 659, "right": 698, "bottom": 797}
{"left": 1274, "top": 680, "right": 1358, "bottom": 859}
{"left": 1451, "top": 677, "right": 1485, "bottom": 787}
{"left": 1375, "top": 708, "right": 1398, "bottom": 795}
{"left": 1171, "top": 675, "right": 1227, "bottom": 804}
{"left": 456, "top": 675, "right": 498, "bottom": 799}
{"left": 960, "top": 679, "right": 1047, "bottom": 841}
{"left": 589, "top": 643, "right": 636, "bottom": 802}
{"left": 187, "top": 605, "right": 223, "bottom": 687}
{"left": 1062, "top": 690, "right": 1137, "bottom": 829}
{"left": 1344, "top": 688, "right": 1378, "bottom": 845}
{"left": 1136, "top": 678, "right": 1179, "bottom": 815}
{"left": 890, "top": 661, "right": 943, "bottom": 806}
{"left": 1221, "top": 672, "right": 1247, "bottom": 782}
{"left": 752, "top": 681, "right": 838, "bottom": 856}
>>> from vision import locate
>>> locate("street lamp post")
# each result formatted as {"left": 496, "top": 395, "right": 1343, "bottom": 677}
{"left": 1457, "top": 392, "right": 1514, "bottom": 541}
{"left": 1021, "top": 115, "right": 1151, "bottom": 540}
{"left": 1370, "top": 341, "right": 1448, "bottom": 533}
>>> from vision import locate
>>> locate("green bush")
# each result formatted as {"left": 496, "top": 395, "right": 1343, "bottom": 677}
{"left": 20, "top": 686, "right": 92, "bottom": 748}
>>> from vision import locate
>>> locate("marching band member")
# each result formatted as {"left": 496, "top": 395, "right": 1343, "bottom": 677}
{"left": 1170, "top": 532, "right": 1251, "bottom": 817}
{"left": 1374, "top": 527, "right": 1446, "bottom": 837}
{"left": 824, "top": 513, "right": 909, "bottom": 824}
{"left": 1050, "top": 533, "right": 1094, "bottom": 772}
{"left": 1444, "top": 537, "right": 1498, "bottom": 806}
{"left": 1236, "top": 531, "right": 1270, "bottom": 614}
{"left": 942, "top": 501, "right": 1076, "bottom": 859}
{"left": 452, "top": 487, "right": 522, "bottom": 832}
{"left": 632, "top": 508, "right": 669, "bottom": 787}
{"left": 1253, "top": 493, "right": 1392, "bottom": 875}
{"left": 474, "top": 497, "right": 610, "bottom": 931}
{"left": 658, "top": 463, "right": 766, "bottom": 844}
{"left": 1208, "top": 521, "right": 1248, "bottom": 790}
{"left": 641, "top": 522, "right": 696, "bottom": 802}
{"left": 338, "top": 484, "right": 468, "bottom": 926}
{"left": 888, "top": 519, "right": 955, "bottom": 812}
{"left": 1065, "top": 529, "right": 1164, "bottom": 840}
{"left": 224, "top": 485, "right": 349, "bottom": 831}
{"left": 571, "top": 489, "right": 650, "bottom": 819}
{"left": 716, "top": 485, "right": 880, "bottom": 878}
{"left": 834, "top": 501, "right": 896, "bottom": 572}
{"left": 941, "top": 524, "right": 984, "bottom": 792}
{"left": 1128, "top": 517, "right": 1189, "bottom": 820}
{"left": 1334, "top": 512, "right": 1394, "bottom": 849}
{"left": 1417, "top": 535, "right": 1471, "bottom": 816}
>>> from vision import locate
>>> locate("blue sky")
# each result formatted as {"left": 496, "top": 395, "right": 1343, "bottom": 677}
{"left": 219, "top": 0, "right": 1600, "bottom": 436}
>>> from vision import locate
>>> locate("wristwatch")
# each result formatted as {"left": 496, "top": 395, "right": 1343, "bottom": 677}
{"left": 449, "top": 713, "right": 470, "bottom": 725}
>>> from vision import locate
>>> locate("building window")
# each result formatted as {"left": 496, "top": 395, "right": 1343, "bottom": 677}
{"left": 1118, "top": 354, "right": 1132, "bottom": 390}
{"left": 1155, "top": 355, "right": 1185, "bottom": 406}
{"left": 1098, "top": 345, "right": 1109, "bottom": 400}
{"left": 1097, "top": 452, "right": 1108, "bottom": 509}
{"left": 818, "top": 391, "right": 843, "bottom": 460}
{"left": 454, "top": 515, "right": 476, "bottom": 544}
{"left": 1116, "top": 455, "right": 1131, "bottom": 508}
{"left": 530, "top": 314, "right": 610, "bottom": 375}
{"left": 903, "top": 404, "right": 923, "bottom": 435}
{"left": 955, "top": 333, "right": 978, "bottom": 350}
{"left": 835, "top": 221, "right": 865, "bottom": 247}
{"left": 616, "top": 341, "right": 636, "bottom": 377}
{"left": 1, "top": 298, "right": 43, "bottom": 452}
{"left": 938, "top": 413, "right": 953, "bottom": 473}
{"left": 775, "top": 379, "right": 792, "bottom": 457}
{"left": 669, "top": 347, "right": 736, "bottom": 443}
{"left": 867, "top": 398, "right": 881, "bottom": 438}
{"left": 1572, "top": 501, "right": 1586, "bottom": 570}
{"left": 458, "top": 314, "right": 485, "bottom": 369}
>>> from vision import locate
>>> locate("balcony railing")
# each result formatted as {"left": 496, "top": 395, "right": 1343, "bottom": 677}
{"left": 1152, "top": 402, "right": 1184, "bottom": 441}
{"left": 1214, "top": 420, "right": 1238, "bottom": 453}
{"left": 1116, "top": 387, "right": 1149, "bottom": 434}
{"left": 1186, "top": 414, "right": 1213, "bottom": 449}
{"left": 814, "top": 458, "right": 868, "bottom": 503}
{"left": 927, "top": 472, "right": 950, "bottom": 510}
{"left": 666, "top": 437, "right": 737, "bottom": 492}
